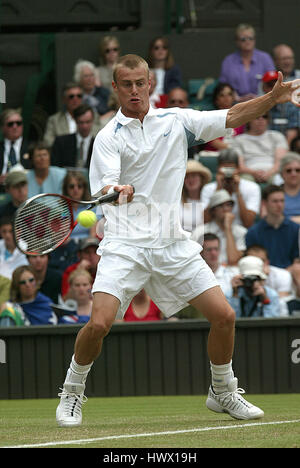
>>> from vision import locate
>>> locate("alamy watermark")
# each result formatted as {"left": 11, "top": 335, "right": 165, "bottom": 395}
{"left": 0, "top": 79, "right": 6, "bottom": 103}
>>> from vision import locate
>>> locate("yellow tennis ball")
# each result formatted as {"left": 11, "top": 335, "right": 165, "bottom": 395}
{"left": 77, "top": 210, "right": 97, "bottom": 228}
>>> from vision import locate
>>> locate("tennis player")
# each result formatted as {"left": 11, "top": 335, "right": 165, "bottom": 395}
{"left": 56, "top": 54, "right": 300, "bottom": 426}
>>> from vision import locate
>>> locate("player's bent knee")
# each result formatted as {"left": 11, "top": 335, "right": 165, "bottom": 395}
{"left": 214, "top": 304, "right": 235, "bottom": 329}
{"left": 87, "top": 316, "right": 113, "bottom": 339}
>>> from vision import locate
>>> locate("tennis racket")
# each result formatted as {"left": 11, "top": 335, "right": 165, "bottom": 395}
{"left": 14, "top": 190, "right": 121, "bottom": 256}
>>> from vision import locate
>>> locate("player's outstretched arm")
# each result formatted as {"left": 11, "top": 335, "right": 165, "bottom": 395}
{"left": 226, "top": 71, "right": 300, "bottom": 129}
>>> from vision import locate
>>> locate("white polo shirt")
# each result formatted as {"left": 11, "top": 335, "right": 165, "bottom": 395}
{"left": 90, "top": 105, "right": 231, "bottom": 248}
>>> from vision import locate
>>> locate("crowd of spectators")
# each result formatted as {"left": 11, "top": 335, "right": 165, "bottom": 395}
{"left": 0, "top": 25, "right": 300, "bottom": 327}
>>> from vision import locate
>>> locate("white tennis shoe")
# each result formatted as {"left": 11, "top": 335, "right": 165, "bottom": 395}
{"left": 56, "top": 383, "right": 87, "bottom": 427}
{"left": 206, "top": 377, "right": 264, "bottom": 420}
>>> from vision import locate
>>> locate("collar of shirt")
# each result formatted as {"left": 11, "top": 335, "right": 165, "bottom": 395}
{"left": 115, "top": 105, "right": 157, "bottom": 126}
{"left": 261, "top": 217, "right": 290, "bottom": 229}
{"left": 4, "top": 136, "right": 23, "bottom": 155}
{"left": 236, "top": 48, "right": 259, "bottom": 64}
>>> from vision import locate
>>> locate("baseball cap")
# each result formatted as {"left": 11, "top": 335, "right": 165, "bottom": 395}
{"left": 5, "top": 171, "right": 27, "bottom": 187}
{"left": 79, "top": 237, "right": 99, "bottom": 251}
{"left": 262, "top": 71, "right": 278, "bottom": 83}
{"left": 208, "top": 189, "right": 234, "bottom": 209}
{"left": 238, "top": 256, "right": 267, "bottom": 280}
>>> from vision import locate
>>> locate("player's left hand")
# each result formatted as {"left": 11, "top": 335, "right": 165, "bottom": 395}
{"left": 271, "top": 71, "right": 300, "bottom": 107}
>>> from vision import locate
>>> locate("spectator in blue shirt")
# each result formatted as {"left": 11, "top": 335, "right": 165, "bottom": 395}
{"left": 246, "top": 185, "right": 299, "bottom": 270}
{"left": 279, "top": 152, "right": 300, "bottom": 224}
{"left": 226, "top": 255, "right": 280, "bottom": 318}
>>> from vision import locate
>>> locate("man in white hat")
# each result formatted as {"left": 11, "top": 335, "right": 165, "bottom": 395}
{"left": 191, "top": 189, "right": 247, "bottom": 265}
{"left": 226, "top": 255, "right": 280, "bottom": 317}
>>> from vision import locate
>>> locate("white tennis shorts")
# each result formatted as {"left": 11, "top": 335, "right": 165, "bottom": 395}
{"left": 92, "top": 239, "right": 219, "bottom": 319}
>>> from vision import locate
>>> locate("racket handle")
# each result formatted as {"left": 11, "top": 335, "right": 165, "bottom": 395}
{"left": 97, "top": 185, "right": 135, "bottom": 205}
{"left": 97, "top": 190, "right": 120, "bottom": 204}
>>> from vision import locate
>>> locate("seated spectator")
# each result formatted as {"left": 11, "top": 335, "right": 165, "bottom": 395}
{"left": 123, "top": 289, "right": 162, "bottom": 322}
{"left": 277, "top": 152, "right": 300, "bottom": 224}
{"left": 95, "top": 35, "right": 121, "bottom": 92}
{"left": 0, "top": 216, "right": 28, "bottom": 279}
{"left": 48, "top": 237, "right": 79, "bottom": 273}
{"left": 290, "top": 134, "right": 300, "bottom": 154}
{"left": 167, "top": 87, "right": 189, "bottom": 109}
{"left": 245, "top": 244, "right": 293, "bottom": 316}
{"left": 0, "top": 108, "right": 31, "bottom": 192}
{"left": 8, "top": 265, "right": 57, "bottom": 325}
{"left": 261, "top": 71, "right": 300, "bottom": 145}
{"left": 204, "top": 83, "right": 244, "bottom": 151}
{"left": 191, "top": 189, "right": 247, "bottom": 265}
{"left": 0, "top": 170, "right": 28, "bottom": 219}
{"left": 180, "top": 160, "right": 212, "bottom": 232}
{"left": 226, "top": 255, "right": 280, "bottom": 318}
{"left": 61, "top": 237, "right": 100, "bottom": 298}
{"left": 201, "top": 149, "right": 261, "bottom": 228}
{"left": 272, "top": 43, "right": 300, "bottom": 81}
{"left": 219, "top": 23, "right": 275, "bottom": 102}
{"left": 27, "top": 253, "right": 62, "bottom": 304}
{"left": 44, "top": 82, "right": 84, "bottom": 147}
{"left": 201, "top": 233, "right": 239, "bottom": 295}
{"left": 51, "top": 104, "right": 96, "bottom": 170}
{"left": 27, "top": 141, "right": 66, "bottom": 198}
{"left": 62, "top": 171, "right": 98, "bottom": 241}
{"left": 149, "top": 69, "right": 168, "bottom": 109}
{"left": 73, "top": 59, "right": 110, "bottom": 116}
{"left": 58, "top": 269, "right": 93, "bottom": 324}
{"left": 246, "top": 185, "right": 299, "bottom": 269}
{"left": 231, "top": 113, "right": 288, "bottom": 183}
{"left": 147, "top": 36, "right": 182, "bottom": 95}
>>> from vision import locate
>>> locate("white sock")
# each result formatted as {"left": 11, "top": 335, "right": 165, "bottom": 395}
{"left": 210, "top": 360, "right": 234, "bottom": 394}
{"left": 65, "top": 355, "right": 93, "bottom": 385}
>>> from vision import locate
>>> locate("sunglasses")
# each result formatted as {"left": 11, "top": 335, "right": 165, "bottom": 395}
{"left": 153, "top": 45, "right": 168, "bottom": 50}
{"left": 67, "top": 93, "right": 83, "bottom": 99}
{"left": 105, "top": 47, "right": 119, "bottom": 53}
{"left": 238, "top": 36, "right": 255, "bottom": 42}
{"left": 19, "top": 277, "right": 35, "bottom": 285}
{"left": 6, "top": 120, "right": 23, "bottom": 127}
{"left": 285, "top": 168, "right": 300, "bottom": 173}
{"left": 68, "top": 184, "right": 84, "bottom": 189}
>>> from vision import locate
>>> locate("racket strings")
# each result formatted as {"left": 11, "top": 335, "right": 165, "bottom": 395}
{"left": 14, "top": 195, "right": 73, "bottom": 254}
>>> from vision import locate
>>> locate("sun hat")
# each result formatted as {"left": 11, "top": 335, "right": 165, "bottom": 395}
{"left": 208, "top": 189, "right": 234, "bottom": 209}
{"left": 238, "top": 256, "right": 267, "bottom": 280}
{"left": 186, "top": 160, "right": 212, "bottom": 185}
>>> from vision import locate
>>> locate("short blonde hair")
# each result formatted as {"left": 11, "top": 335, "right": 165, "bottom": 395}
{"left": 113, "top": 54, "right": 149, "bottom": 83}
{"left": 235, "top": 23, "right": 255, "bottom": 39}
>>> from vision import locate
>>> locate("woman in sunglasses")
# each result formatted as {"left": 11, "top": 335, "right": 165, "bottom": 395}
{"left": 62, "top": 171, "right": 98, "bottom": 242}
{"left": 8, "top": 265, "right": 56, "bottom": 325}
{"left": 278, "top": 152, "right": 300, "bottom": 224}
{"left": 96, "top": 35, "right": 121, "bottom": 92}
{"left": 147, "top": 36, "right": 182, "bottom": 95}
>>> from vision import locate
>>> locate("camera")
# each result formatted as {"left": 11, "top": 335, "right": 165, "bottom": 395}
{"left": 241, "top": 275, "right": 260, "bottom": 294}
{"left": 220, "top": 167, "right": 236, "bottom": 179}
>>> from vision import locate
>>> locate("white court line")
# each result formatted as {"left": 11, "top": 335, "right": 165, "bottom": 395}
{"left": 2, "top": 419, "right": 300, "bottom": 448}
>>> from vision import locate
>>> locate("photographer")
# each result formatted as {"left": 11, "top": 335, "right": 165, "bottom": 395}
{"left": 201, "top": 149, "right": 261, "bottom": 228}
{"left": 226, "top": 255, "right": 280, "bottom": 317}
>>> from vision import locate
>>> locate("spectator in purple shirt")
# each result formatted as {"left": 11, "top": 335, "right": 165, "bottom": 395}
{"left": 219, "top": 23, "right": 275, "bottom": 102}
